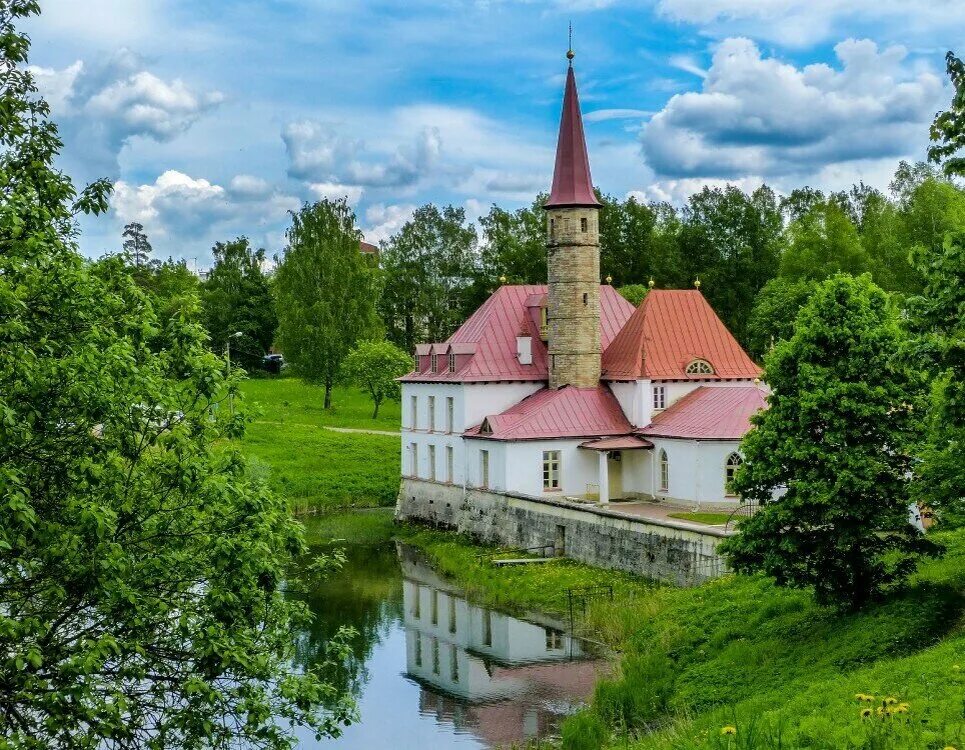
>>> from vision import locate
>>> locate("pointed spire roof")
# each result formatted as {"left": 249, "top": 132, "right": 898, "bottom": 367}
{"left": 546, "top": 62, "right": 600, "bottom": 209}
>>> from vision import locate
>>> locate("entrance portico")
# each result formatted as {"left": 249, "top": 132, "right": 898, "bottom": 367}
{"left": 579, "top": 435, "right": 653, "bottom": 504}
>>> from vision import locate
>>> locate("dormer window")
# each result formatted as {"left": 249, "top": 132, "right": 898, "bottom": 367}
{"left": 448, "top": 352, "right": 456, "bottom": 373}
{"left": 480, "top": 418, "right": 492, "bottom": 435}
{"left": 685, "top": 359, "right": 714, "bottom": 376}
{"left": 413, "top": 354, "right": 420, "bottom": 372}
{"left": 430, "top": 353, "right": 438, "bottom": 373}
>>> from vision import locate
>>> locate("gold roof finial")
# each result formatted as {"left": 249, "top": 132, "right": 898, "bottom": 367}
{"left": 694, "top": 276, "right": 702, "bottom": 289}
{"left": 648, "top": 276, "right": 655, "bottom": 289}
{"left": 499, "top": 274, "right": 507, "bottom": 284}
{"left": 605, "top": 274, "right": 612, "bottom": 284}
{"left": 567, "top": 22, "right": 574, "bottom": 63}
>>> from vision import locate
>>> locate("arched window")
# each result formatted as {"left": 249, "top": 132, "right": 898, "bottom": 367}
{"left": 725, "top": 453, "right": 743, "bottom": 496}
{"left": 685, "top": 358, "right": 715, "bottom": 376}
{"left": 658, "top": 449, "right": 669, "bottom": 493}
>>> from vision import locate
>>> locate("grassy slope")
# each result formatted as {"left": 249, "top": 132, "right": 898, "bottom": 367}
{"left": 239, "top": 378, "right": 400, "bottom": 511}
{"left": 397, "top": 525, "right": 964, "bottom": 750}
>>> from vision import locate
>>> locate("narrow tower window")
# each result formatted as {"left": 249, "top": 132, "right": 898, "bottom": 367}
{"left": 583, "top": 292, "right": 588, "bottom": 306}
{"left": 580, "top": 217, "right": 587, "bottom": 232}
{"left": 549, "top": 218, "right": 555, "bottom": 235}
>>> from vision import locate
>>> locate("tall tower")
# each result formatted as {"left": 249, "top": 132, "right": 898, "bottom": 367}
{"left": 544, "top": 50, "right": 601, "bottom": 389}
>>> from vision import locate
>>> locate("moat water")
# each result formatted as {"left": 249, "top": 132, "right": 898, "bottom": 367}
{"left": 288, "top": 520, "right": 609, "bottom": 748}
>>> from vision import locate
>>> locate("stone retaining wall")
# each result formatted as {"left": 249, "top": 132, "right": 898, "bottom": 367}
{"left": 396, "top": 479, "right": 729, "bottom": 586}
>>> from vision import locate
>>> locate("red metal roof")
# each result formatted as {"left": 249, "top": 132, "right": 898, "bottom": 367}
{"left": 601, "top": 290, "right": 762, "bottom": 381}
{"left": 579, "top": 435, "right": 653, "bottom": 451}
{"left": 638, "top": 386, "right": 767, "bottom": 440}
{"left": 402, "top": 285, "right": 634, "bottom": 383}
{"left": 545, "top": 65, "right": 600, "bottom": 209}
{"left": 465, "top": 385, "right": 632, "bottom": 441}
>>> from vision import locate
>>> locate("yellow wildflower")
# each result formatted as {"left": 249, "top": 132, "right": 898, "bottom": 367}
{"left": 896, "top": 703, "right": 910, "bottom": 714}
{"left": 860, "top": 708, "right": 873, "bottom": 718}
{"left": 884, "top": 697, "right": 898, "bottom": 705}
{"left": 720, "top": 726, "right": 737, "bottom": 736}
{"left": 943, "top": 746, "right": 957, "bottom": 750}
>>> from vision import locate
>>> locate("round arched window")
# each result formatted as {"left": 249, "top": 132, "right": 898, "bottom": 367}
{"left": 725, "top": 453, "right": 743, "bottom": 495}
{"left": 658, "top": 449, "right": 669, "bottom": 493}
{"left": 685, "top": 359, "right": 715, "bottom": 376}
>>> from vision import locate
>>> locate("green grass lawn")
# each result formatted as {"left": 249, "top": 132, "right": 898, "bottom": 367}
{"left": 239, "top": 378, "right": 401, "bottom": 512}
{"left": 239, "top": 377, "right": 401, "bottom": 431}
{"left": 668, "top": 511, "right": 732, "bottom": 525}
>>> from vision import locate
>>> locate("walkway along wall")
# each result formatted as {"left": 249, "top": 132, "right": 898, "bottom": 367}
{"left": 396, "top": 479, "right": 730, "bottom": 586}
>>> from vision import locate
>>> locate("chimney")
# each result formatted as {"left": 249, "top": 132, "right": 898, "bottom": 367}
{"left": 516, "top": 329, "right": 533, "bottom": 365}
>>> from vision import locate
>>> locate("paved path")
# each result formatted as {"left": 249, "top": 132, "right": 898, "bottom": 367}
{"left": 322, "top": 426, "right": 400, "bottom": 437}
{"left": 600, "top": 500, "right": 731, "bottom": 529}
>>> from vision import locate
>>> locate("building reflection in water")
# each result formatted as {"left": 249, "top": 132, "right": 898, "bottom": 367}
{"left": 398, "top": 544, "right": 607, "bottom": 747}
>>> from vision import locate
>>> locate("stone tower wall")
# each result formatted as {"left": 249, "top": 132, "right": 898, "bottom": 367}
{"left": 546, "top": 206, "right": 601, "bottom": 388}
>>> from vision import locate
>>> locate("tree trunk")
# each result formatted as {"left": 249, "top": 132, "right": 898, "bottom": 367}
{"left": 373, "top": 398, "right": 380, "bottom": 419}
{"left": 324, "top": 375, "right": 332, "bottom": 410}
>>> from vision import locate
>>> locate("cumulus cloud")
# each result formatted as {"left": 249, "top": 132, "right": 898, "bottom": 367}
{"left": 308, "top": 182, "right": 365, "bottom": 206}
{"left": 640, "top": 37, "right": 945, "bottom": 182}
{"left": 584, "top": 108, "right": 652, "bottom": 122}
{"left": 282, "top": 119, "right": 441, "bottom": 188}
{"left": 362, "top": 203, "right": 417, "bottom": 244}
{"left": 30, "top": 50, "right": 222, "bottom": 176}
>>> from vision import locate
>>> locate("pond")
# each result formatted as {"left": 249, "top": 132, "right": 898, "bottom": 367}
{"left": 288, "top": 526, "right": 609, "bottom": 748}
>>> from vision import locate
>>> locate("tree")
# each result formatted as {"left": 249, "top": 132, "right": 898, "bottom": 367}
{"left": 477, "top": 195, "right": 547, "bottom": 287}
{"left": 907, "top": 231, "right": 965, "bottom": 524}
{"left": 378, "top": 204, "right": 478, "bottom": 351}
{"left": 342, "top": 340, "right": 412, "bottom": 418}
{"left": 779, "top": 200, "right": 869, "bottom": 282}
{"left": 744, "top": 277, "right": 815, "bottom": 359}
{"left": 721, "top": 275, "right": 937, "bottom": 609}
{"left": 928, "top": 51, "right": 965, "bottom": 176}
{"left": 122, "top": 220, "right": 154, "bottom": 268}
{"left": 0, "top": 3, "right": 352, "bottom": 745}
{"left": 616, "top": 283, "right": 649, "bottom": 307}
{"left": 275, "top": 198, "right": 380, "bottom": 408}
{"left": 202, "top": 237, "right": 277, "bottom": 372}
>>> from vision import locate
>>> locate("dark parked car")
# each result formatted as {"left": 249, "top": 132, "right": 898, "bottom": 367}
{"left": 262, "top": 353, "right": 284, "bottom": 374}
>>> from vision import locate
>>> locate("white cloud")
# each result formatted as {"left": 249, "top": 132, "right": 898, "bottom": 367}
{"left": 585, "top": 108, "right": 652, "bottom": 122}
{"left": 640, "top": 37, "right": 945, "bottom": 183}
{"left": 309, "top": 182, "right": 365, "bottom": 205}
{"left": 628, "top": 175, "right": 765, "bottom": 205}
{"left": 362, "top": 203, "right": 417, "bottom": 244}
{"left": 667, "top": 54, "right": 708, "bottom": 79}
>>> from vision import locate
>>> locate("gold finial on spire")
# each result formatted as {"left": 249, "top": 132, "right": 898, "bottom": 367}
{"left": 694, "top": 276, "right": 702, "bottom": 289}
{"left": 499, "top": 274, "right": 507, "bottom": 284}
{"left": 567, "top": 22, "right": 574, "bottom": 63}
{"left": 605, "top": 274, "right": 612, "bottom": 284}
{"left": 648, "top": 276, "right": 655, "bottom": 289}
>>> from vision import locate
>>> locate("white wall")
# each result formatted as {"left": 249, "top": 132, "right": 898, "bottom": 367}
{"left": 609, "top": 380, "right": 650, "bottom": 427}
{"left": 642, "top": 438, "right": 744, "bottom": 506}
{"left": 494, "top": 439, "right": 597, "bottom": 498}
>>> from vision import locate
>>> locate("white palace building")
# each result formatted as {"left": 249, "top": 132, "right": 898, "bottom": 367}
{"left": 397, "top": 55, "right": 767, "bottom": 514}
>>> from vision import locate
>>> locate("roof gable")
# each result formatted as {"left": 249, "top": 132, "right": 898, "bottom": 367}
{"left": 601, "top": 290, "right": 762, "bottom": 381}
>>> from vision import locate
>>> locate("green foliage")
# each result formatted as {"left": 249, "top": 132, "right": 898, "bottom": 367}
{"left": 780, "top": 200, "right": 869, "bottom": 282}
{"left": 0, "top": 3, "right": 352, "bottom": 744}
{"left": 562, "top": 710, "right": 610, "bottom": 750}
{"left": 121, "top": 220, "right": 153, "bottom": 268}
{"left": 275, "top": 198, "right": 380, "bottom": 407}
{"left": 301, "top": 510, "right": 397, "bottom": 547}
{"left": 341, "top": 340, "right": 412, "bottom": 418}
{"left": 202, "top": 236, "right": 277, "bottom": 372}
{"left": 928, "top": 51, "right": 965, "bottom": 176}
{"left": 599, "top": 193, "right": 685, "bottom": 288}
{"left": 477, "top": 194, "right": 547, "bottom": 287}
{"left": 617, "top": 283, "right": 649, "bottom": 307}
{"left": 907, "top": 230, "right": 965, "bottom": 523}
{"left": 722, "top": 275, "right": 938, "bottom": 608}
{"left": 378, "top": 204, "right": 478, "bottom": 351}
{"left": 744, "top": 277, "right": 815, "bottom": 359}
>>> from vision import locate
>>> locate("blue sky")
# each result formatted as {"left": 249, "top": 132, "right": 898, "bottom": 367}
{"left": 24, "top": 0, "right": 960, "bottom": 266}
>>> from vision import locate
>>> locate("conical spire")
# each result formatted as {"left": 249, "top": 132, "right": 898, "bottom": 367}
{"left": 545, "top": 62, "right": 600, "bottom": 209}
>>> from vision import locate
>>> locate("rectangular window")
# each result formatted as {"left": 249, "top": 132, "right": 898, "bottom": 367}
{"left": 653, "top": 385, "right": 666, "bottom": 410}
{"left": 446, "top": 446, "right": 454, "bottom": 483}
{"left": 448, "top": 352, "right": 456, "bottom": 373}
{"left": 543, "top": 451, "right": 561, "bottom": 491}
{"left": 430, "top": 589, "right": 438, "bottom": 625}
{"left": 430, "top": 353, "right": 438, "bottom": 373}
{"left": 414, "top": 635, "right": 422, "bottom": 667}
{"left": 545, "top": 627, "right": 564, "bottom": 650}
{"left": 428, "top": 444, "right": 436, "bottom": 481}
{"left": 580, "top": 217, "right": 588, "bottom": 232}
{"left": 412, "top": 584, "right": 421, "bottom": 619}
{"left": 410, "top": 395, "right": 418, "bottom": 429}
{"left": 482, "top": 610, "right": 492, "bottom": 647}
{"left": 480, "top": 450, "right": 489, "bottom": 489}
{"left": 410, "top": 442, "right": 419, "bottom": 478}
{"left": 428, "top": 396, "right": 435, "bottom": 432}
{"left": 432, "top": 638, "right": 440, "bottom": 675}
{"left": 446, "top": 397, "right": 454, "bottom": 433}
{"left": 448, "top": 596, "right": 457, "bottom": 633}
{"left": 450, "top": 644, "right": 459, "bottom": 682}
{"left": 413, "top": 354, "right": 420, "bottom": 372}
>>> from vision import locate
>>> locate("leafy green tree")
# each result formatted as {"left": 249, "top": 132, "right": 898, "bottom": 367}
{"left": 202, "top": 237, "right": 277, "bottom": 372}
{"left": 275, "top": 198, "right": 380, "bottom": 408}
{"left": 0, "top": 3, "right": 352, "bottom": 745}
{"left": 780, "top": 200, "right": 869, "bottom": 282}
{"left": 616, "top": 283, "right": 649, "bottom": 307}
{"left": 721, "top": 275, "right": 937, "bottom": 609}
{"left": 744, "top": 277, "right": 815, "bottom": 359}
{"left": 928, "top": 51, "right": 965, "bottom": 176}
{"left": 378, "top": 204, "right": 478, "bottom": 351}
{"left": 342, "top": 340, "right": 412, "bottom": 418}
{"left": 477, "top": 195, "right": 547, "bottom": 287}
{"left": 854, "top": 188, "right": 922, "bottom": 294}
{"left": 891, "top": 165, "right": 965, "bottom": 277}
{"left": 907, "top": 231, "right": 965, "bottom": 524}
{"left": 780, "top": 186, "right": 825, "bottom": 222}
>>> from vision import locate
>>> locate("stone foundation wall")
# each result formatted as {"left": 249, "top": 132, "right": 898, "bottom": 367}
{"left": 397, "top": 479, "right": 729, "bottom": 586}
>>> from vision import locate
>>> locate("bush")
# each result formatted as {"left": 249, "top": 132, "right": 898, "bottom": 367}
{"left": 562, "top": 710, "right": 609, "bottom": 750}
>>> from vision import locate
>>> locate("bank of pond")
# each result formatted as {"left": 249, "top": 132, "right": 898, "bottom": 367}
{"left": 296, "top": 511, "right": 964, "bottom": 750}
